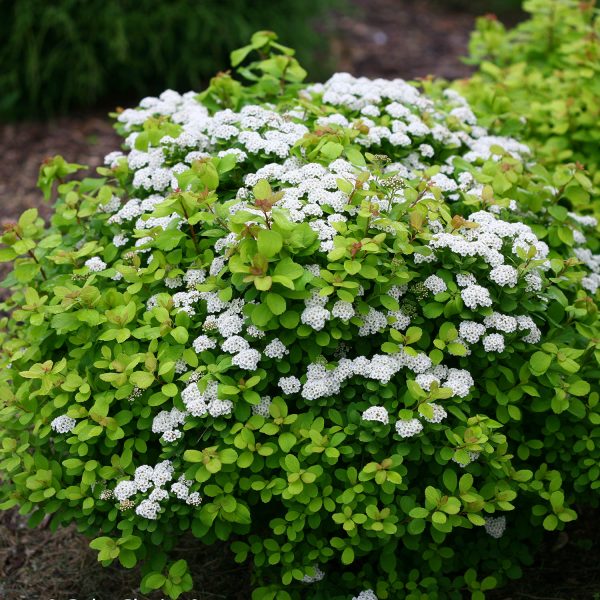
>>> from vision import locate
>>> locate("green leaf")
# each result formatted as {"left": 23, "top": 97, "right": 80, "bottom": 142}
{"left": 423, "top": 303, "right": 444, "bottom": 318}
{"left": 183, "top": 450, "right": 204, "bottom": 463}
{"left": 130, "top": 371, "right": 155, "bottom": 389}
{"left": 257, "top": 229, "right": 283, "bottom": 258}
{"left": 320, "top": 141, "right": 344, "bottom": 160}
{"left": 530, "top": 351, "right": 552, "bottom": 375}
{"left": 341, "top": 546, "right": 354, "bottom": 565}
{"left": 443, "top": 469, "right": 457, "bottom": 492}
{"left": 169, "top": 559, "right": 188, "bottom": 578}
{"left": 170, "top": 326, "right": 188, "bottom": 344}
{"left": 220, "top": 448, "right": 238, "bottom": 464}
{"left": 279, "top": 432, "right": 296, "bottom": 452}
{"left": 543, "top": 514, "right": 558, "bottom": 530}
{"left": 144, "top": 572, "right": 167, "bottom": 590}
{"left": 253, "top": 179, "right": 272, "bottom": 200}
{"left": 230, "top": 44, "right": 253, "bottom": 67}
{"left": 284, "top": 454, "right": 300, "bottom": 472}
{"left": 409, "top": 507, "right": 429, "bottom": 518}
{"left": 266, "top": 293, "right": 286, "bottom": 315}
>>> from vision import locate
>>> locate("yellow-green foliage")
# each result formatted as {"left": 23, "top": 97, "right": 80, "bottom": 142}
{"left": 458, "top": 0, "right": 600, "bottom": 204}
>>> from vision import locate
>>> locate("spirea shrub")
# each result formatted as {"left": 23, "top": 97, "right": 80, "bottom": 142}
{"left": 1, "top": 32, "right": 599, "bottom": 600}
{"left": 458, "top": 0, "right": 600, "bottom": 205}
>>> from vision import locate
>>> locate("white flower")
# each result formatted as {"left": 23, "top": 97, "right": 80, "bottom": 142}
{"left": 353, "top": 591, "right": 378, "bottom": 600}
{"left": 332, "top": 300, "right": 355, "bottom": 320}
{"left": 279, "top": 376, "right": 302, "bottom": 394}
{"left": 484, "top": 516, "right": 506, "bottom": 538}
{"left": 251, "top": 396, "right": 272, "bottom": 417}
{"left": 422, "top": 403, "right": 447, "bottom": 424}
{"left": 395, "top": 418, "right": 423, "bottom": 438}
{"left": 423, "top": 274, "right": 447, "bottom": 295}
{"left": 459, "top": 321, "right": 486, "bottom": 344}
{"left": 489, "top": 265, "right": 518, "bottom": 287}
{"left": 221, "top": 336, "right": 250, "bottom": 354}
{"left": 193, "top": 335, "right": 217, "bottom": 353}
{"left": 50, "top": 414, "right": 76, "bottom": 434}
{"left": 232, "top": 349, "right": 261, "bottom": 371}
{"left": 301, "top": 565, "right": 325, "bottom": 584}
{"left": 264, "top": 338, "right": 288, "bottom": 359}
{"left": 362, "top": 406, "right": 389, "bottom": 425}
{"left": 114, "top": 480, "right": 138, "bottom": 501}
{"left": 482, "top": 333, "right": 505, "bottom": 353}
{"left": 301, "top": 305, "right": 331, "bottom": 331}
{"left": 136, "top": 499, "right": 161, "bottom": 519}
{"left": 461, "top": 284, "right": 493, "bottom": 309}
{"left": 186, "top": 491, "right": 202, "bottom": 506}
{"left": 484, "top": 312, "right": 517, "bottom": 333}
{"left": 85, "top": 256, "right": 107, "bottom": 272}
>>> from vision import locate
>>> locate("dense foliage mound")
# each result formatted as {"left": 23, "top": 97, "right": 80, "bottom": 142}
{"left": 1, "top": 33, "right": 599, "bottom": 600}
{"left": 0, "top": 0, "right": 339, "bottom": 120}
{"left": 458, "top": 0, "right": 600, "bottom": 205}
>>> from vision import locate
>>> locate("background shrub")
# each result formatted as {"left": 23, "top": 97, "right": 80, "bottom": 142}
{"left": 457, "top": 0, "right": 600, "bottom": 204}
{"left": 0, "top": 0, "right": 340, "bottom": 120}
{"left": 1, "top": 32, "right": 599, "bottom": 600}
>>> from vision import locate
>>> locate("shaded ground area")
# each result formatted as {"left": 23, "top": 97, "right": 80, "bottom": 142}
{"left": 332, "top": 0, "right": 478, "bottom": 80}
{"left": 0, "top": 112, "right": 119, "bottom": 224}
{"left": 1, "top": 1, "right": 598, "bottom": 599}
{"left": 0, "top": 509, "right": 249, "bottom": 600}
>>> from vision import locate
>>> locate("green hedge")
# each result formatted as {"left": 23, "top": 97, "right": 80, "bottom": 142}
{"left": 0, "top": 0, "right": 341, "bottom": 120}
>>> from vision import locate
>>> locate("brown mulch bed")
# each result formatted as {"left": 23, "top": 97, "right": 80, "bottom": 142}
{"left": 0, "top": 509, "right": 249, "bottom": 600}
{"left": 1, "top": 1, "right": 598, "bottom": 599}
{"left": 0, "top": 112, "right": 120, "bottom": 225}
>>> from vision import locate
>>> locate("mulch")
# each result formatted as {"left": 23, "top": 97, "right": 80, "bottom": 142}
{"left": 0, "top": 1, "right": 598, "bottom": 599}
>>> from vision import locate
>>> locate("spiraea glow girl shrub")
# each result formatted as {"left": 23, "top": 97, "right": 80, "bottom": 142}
{"left": 1, "top": 32, "right": 599, "bottom": 600}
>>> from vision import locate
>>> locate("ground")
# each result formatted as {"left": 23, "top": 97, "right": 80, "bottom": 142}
{"left": 1, "top": 1, "right": 598, "bottom": 599}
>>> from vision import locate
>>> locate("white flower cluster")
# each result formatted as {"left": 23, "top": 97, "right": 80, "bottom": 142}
{"left": 278, "top": 376, "right": 302, "bottom": 395}
{"left": 264, "top": 338, "right": 288, "bottom": 360}
{"left": 181, "top": 380, "right": 233, "bottom": 419}
{"left": 489, "top": 265, "right": 518, "bottom": 287}
{"left": 416, "top": 366, "right": 474, "bottom": 398}
{"left": 251, "top": 396, "right": 272, "bottom": 418}
{"left": 298, "top": 349, "right": 433, "bottom": 404}
{"left": 301, "top": 565, "right": 325, "bottom": 584}
{"left": 361, "top": 406, "right": 389, "bottom": 425}
{"left": 461, "top": 284, "right": 493, "bottom": 310}
{"left": 152, "top": 407, "right": 187, "bottom": 443}
{"left": 352, "top": 591, "right": 378, "bottom": 600}
{"left": 482, "top": 333, "right": 505, "bottom": 353}
{"left": 112, "top": 460, "right": 181, "bottom": 520}
{"left": 575, "top": 247, "right": 600, "bottom": 294}
{"left": 170, "top": 475, "right": 201, "bottom": 506}
{"left": 423, "top": 403, "right": 447, "bottom": 424}
{"left": 484, "top": 515, "right": 507, "bottom": 539}
{"left": 423, "top": 274, "right": 447, "bottom": 295}
{"left": 459, "top": 321, "right": 486, "bottom": 344}
{"left": 301, "top": 291, "right": 331, "bottom": 331}
{"left": 395, "top": 418, "right": 423, "bottom": 438}
{"left": 50, "top": 414, "right": 76, "bottom": 434}
{"left": 452, "top": 450, "right": 480, "bottom": 468}
{"left": 84, "top": 256, "right": 107, "bottom": 272}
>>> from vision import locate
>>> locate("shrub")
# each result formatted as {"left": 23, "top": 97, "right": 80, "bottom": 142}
{"left": 0, "top": 0, "right": 340, "bottom": 120}
{"left": 1, "top": 32, "right": 599, "bottom": 600}
{"left": 457, "top": 0, "right": 600, "bottom": 205}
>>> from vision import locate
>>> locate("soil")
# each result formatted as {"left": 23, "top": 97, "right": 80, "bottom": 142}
{"left": 0, "top": 1, "right": 597, "bottom": 599}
